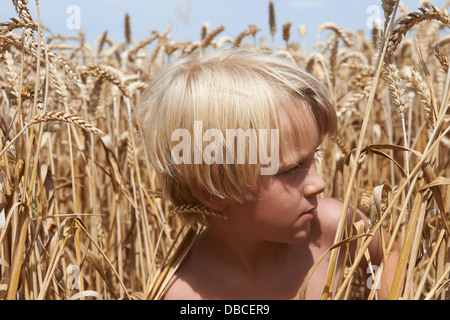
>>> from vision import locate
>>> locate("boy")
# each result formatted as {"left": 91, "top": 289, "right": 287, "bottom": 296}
{"left": 136, "top": 48, "right": 399, "bottom": 299}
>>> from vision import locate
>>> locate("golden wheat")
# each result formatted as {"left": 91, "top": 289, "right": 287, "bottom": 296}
{"left": 0, "top": 0, "right": 448, "bottom": 301}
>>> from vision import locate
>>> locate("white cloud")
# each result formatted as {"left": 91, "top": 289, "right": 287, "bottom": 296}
{"left": 287, "top": 0, "right": 327, "bottom": 10}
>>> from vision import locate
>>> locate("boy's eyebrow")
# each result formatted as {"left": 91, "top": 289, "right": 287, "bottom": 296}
{"left": 278, "top": 151, "right": 307, "bottom": 170}
{"left": 279, "top": 146, "right": 320, "bottom": 170}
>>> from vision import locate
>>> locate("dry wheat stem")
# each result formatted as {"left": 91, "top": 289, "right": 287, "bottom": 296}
{"left": 1, "top": 0, "right": 449, "bottom": 301}
{"left": 201, "top": 24, "right": 226, "bottom": 48}
{"left": 324, "top": 1, "right": 400, "bottom": 300}
{"left": 335, "top": 124, "right": 450, "bottom": 300}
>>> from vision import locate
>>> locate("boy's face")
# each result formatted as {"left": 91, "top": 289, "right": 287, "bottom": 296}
{"left": 221, "top": 101, "right": 326, "bottom": 244}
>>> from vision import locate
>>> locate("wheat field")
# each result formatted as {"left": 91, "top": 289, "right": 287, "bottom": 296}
{"left": 0, "top": 0, "right": 449, "bottom": 300}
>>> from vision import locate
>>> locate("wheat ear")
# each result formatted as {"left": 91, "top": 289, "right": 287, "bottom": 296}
{"left": 384, "top": 63, "right": 410, "bottom": 177}
{"left": 0, "top": 17, "right": 37, "bottom": 33}
{"left": 269, "top": 1, "right": 276, "bottom": 49}
{"left": 169, "top": 204, "right": 227, "bottom": 224}
{"left": 317, "top": 22, "right": 353, "bottom": 47}
{"left": 124, "top": 13, "right": 131, "bottom": 44}
{"left": 201, "top": 22, "right": 209, "bottom": 40}
{"left": 233, "top": 25, "right": 260, "bottom": 47}
{"left": 282, "top": 22, "right": 292, "bottom": 47}
{"left": 27, "top": 110, "right": 106, "bottom": 136}
{"left": 79, "top": 64, "right": 130, "bottom": 97}
{"left": 0, "top": 110, "right": 105, "bottom": 160}
{"left": 382, "top": 0, "right": 398, "bottom": 29}
{"left": 170, "top": 204, "right": 227, "bottom": 219}
{"left": 234, "top": 29, "right": 251, "bottom": 48}
{"left": 434, "top": 44, "right": 449, "bottom": 73}
{"left": 201, "top": 24, "right": 226, "bottom": 48}
{"left": 409, "top": 68, "right": 434, "bottom": 128}
{"left": 386, "top": 5, "right": 450, "bottom": 62}
{"left": 384, "top": 63, "right": 407, "bottom": 116}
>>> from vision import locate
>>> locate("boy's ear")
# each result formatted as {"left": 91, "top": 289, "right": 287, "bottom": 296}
{"left": 190, "top": 184, "right": 228, "bottom": 212}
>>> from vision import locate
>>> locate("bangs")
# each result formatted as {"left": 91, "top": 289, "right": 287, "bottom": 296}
{"left": 136, "top": 48, "right": 337, "bottom": 206}
{"left": 277, "top": 97, "right": 321, "bottom": 165}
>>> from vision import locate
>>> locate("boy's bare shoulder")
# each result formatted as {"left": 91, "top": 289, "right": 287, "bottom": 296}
{"left": 314, "top": 197, "right": 367, "bottom": 242}
{"left": 315, "top": 197, "right": 347, "bottom": 230}
{"left": 316, "top": 197, "right": 346, "bottom": 215}
{"left": 161, "top": 274, "right": 202, "bottom": 300}
{"left": 317, "top": 197, "right": 367, "bottom": 222}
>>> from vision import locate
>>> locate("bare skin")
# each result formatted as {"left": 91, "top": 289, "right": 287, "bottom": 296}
{"left": 162, "top": 198, "right": 398, "bottom": 300}
{"left": 161, "top": 103, "right": 400, "bottom": 300}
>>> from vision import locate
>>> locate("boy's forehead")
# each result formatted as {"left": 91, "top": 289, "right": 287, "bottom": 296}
{"left": 278, "top": 102, "right": 321, "bottom": 165}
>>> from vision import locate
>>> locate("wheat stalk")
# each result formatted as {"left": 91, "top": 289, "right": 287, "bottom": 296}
{"left": 1, "top": 0, "right": 449, "bottom": 301}
{"left": 282, "top": 22, "right": 292, "bottom": 47}
{"left": 201, "top": 24, "right": 226, "bottom": 48}
{"left": 269, "top": 1, "right": 276, "bottom": 49}
{"left": 124, "top": 31, "right": 159, "bottom": 62}
{"left": 233, "top": 25, "right": 260, "bottom": 47}
{"left": 382, "top": 0, "right": 398, "bottom": 29}
{"left": 124, "top": 13, "right": 131, "bottom": 45}
{"left": 384, "top": 63, "right": 410, "bottom": 182}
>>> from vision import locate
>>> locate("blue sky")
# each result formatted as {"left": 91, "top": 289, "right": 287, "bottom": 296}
{"left": 1, "top": 0, "right": 447, "bottom": 51}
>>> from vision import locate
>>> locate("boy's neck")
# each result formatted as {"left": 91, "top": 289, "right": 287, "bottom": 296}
{"left": 198, "top": 226, "right": 299, "bottom": 278}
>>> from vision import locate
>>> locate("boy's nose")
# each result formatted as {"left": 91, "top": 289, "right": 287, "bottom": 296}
{"left": 303, "top": 165, "right": 326, "bottom": 197}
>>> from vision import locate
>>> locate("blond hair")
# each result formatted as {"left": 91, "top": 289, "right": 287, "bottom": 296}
{"left": 136, "top": 48, "right": 336, "bottom": 206}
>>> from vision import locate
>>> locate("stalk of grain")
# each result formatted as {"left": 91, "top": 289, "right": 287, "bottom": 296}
{"left": 282, "top": 22, "right": 292, "bottom": 47}
{"left": 201, "top": 24, "right": 226, "bottom": 48}
{"left": 327, "top": 1, "right": 401, "bottom": 300}
{"left": 385, "top": 5, "right": 450, "bottom": 63}
{"left": 233, "top": 25, "right": 260, "bottom": 48}
{"left": 384, "top": 63, "right": 410, "bottom": 179}
{"left": 1, "top": 0, "right": 449, "bottom": 301}
{"left": 269, "top": 1, "right": 276, "bottom": 49}
{"left": 317, "top": 22, "right": 353, "bottom": 48}
{"left": 124, "top": 13, "right": 131, "bottom": 45}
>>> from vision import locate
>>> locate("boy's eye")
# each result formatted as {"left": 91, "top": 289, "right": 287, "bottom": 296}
{"left": 284, "top": 163, "right": 303, "bottom": 175}
{"left": 282, "top": 149, "right": 321, "bottom": 176}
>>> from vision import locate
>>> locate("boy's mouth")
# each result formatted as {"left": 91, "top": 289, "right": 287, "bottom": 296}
{"left": 299, "top": 206, "right": 317, "bottom": 218}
